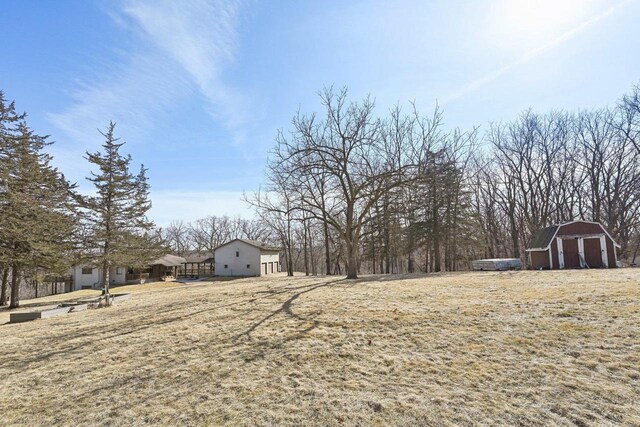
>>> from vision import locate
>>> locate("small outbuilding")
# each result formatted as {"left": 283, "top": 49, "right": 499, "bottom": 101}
{"left": 526, "top": 221, "right": 620, "bottom": 269}
{"left": 215, "top": 239, "right": 280, "bottom": 277}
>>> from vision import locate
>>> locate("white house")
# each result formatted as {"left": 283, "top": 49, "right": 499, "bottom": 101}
{"left": 214, "top": 239, "right": 280, "bottom": 277}
{"left": 70, "top": 265, "right": 127, "bottom": 291}
{"left": 70, "top": 254, "right": 186, "bottom": 291}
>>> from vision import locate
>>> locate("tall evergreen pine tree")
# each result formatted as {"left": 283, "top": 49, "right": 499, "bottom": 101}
{"left": 82, "top": 122, "right": 163, "bottom": 303}
{"left": 0, "top": 91, "right": 78, "bottom": 308}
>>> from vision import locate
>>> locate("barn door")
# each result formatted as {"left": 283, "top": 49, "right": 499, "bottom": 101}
{"left": 562, "top": 238, "right": 580, "bottom": 268}
{"left": 583, "top": 238, "right": 603, "bottom": 268}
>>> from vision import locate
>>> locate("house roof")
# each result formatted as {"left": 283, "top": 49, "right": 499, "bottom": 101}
{"left": 215, "top": 238, "right": 281, "bottom": 252}
{"left": 151, "top": 254, "right": 187, "bottom": 267}
{"left": 527, "top": 225, "right": 559, "bottom": 250}
{"left": 526, "top": 220, "right": 621, "bottom": 251}
{"left": 184, "top": 254, "right": 214, "bottom": 263}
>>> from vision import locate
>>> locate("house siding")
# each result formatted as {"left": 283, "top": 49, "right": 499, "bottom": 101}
{"left": 72, "top": 266, "right": 101, "bottom": 290}
{"left": 71, "top": 265, "right": 127, "bottom": 290}
{"left": 551, "top": 242, "right": 559, "bottom": 269}
{"left": 555, "top": 222, "right": 603, "bottom": 237}
{"left": 530, "top": 250, "right": 550, "bottom": 269}
{"left": 260, "top": 253, "right": 280, "bottom": 275}
{"left": 215, "top": 241, "right": 262, "bottom": 277}
{"left": 215, "top": 240, "right": 280, "bottom": 277}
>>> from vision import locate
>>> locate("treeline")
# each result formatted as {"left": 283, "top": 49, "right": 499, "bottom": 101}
{"left": 0, "top": 92, "right": 162, "bottom": 307}
{"left": 4, "top": 83, "right": 639, "bottom": 292}
{"left": 476, "top": 103, "right": 640, "bottom": 262}
{"left": 246, "top": 85, "right": 640, "bottom": 278}
{"left": 158, "top": 216, "right": 272, "bottom": 256}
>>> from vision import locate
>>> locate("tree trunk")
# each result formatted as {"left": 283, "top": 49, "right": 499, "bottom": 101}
{"left": 371, "top": 231, "right": 376, "bottom": 274}
{"left": 433, "top": 230, "right": 441, "bottom": 272}
{"left": 309, "top": 227, "right": 316, "bottom": 275}
{"left": 425, "top": 248, "right": 430, "bottom": 273}
{"left": 9, "top": 264, "right": 20, "bottom": 309}
{"left": 383, "top": 196, "right": 391, "bottom": 274}
{"left": 345, "top": 226, "right": 360, "bottom": 279}
{"left": 323, "top": 216, "right": 331, "bottom": 275}
{"left": 0, "top": 268, "right": 8, "bottom": 306}
{"left": 286, "top": 209, "right": 294, "bottom": 276}
{"left": 509, "top": 214, "right": 520, "bottom": 258}
{"left": 384, "top": 226, "right": 390, "bottom": 274}
{"left": 632, "top": 237, "right": 640, "bottom": 265}
{"left": 303, "top": 219, "right": 309, "bottom": 276}
{"left": 346, "top": 239, "right": 359, "bottom": 279}
{"left": 287, "top": 246, "right": 294, "bottom": 276}
{"left": 102, "top": 259, "right": 111, "bottom": 305}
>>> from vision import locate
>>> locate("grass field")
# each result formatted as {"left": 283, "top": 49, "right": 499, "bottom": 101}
{"left": 1, "top": 270, "right": 638, "bottom": 426}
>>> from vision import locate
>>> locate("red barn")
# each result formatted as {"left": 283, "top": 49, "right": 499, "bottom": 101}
{"left": 526, "top": 221, "right": 620, "bottom": 269}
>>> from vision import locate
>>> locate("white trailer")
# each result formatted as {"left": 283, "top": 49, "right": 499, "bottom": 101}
{"left": 472, "top": 258, "right": 522, "bottom": 271}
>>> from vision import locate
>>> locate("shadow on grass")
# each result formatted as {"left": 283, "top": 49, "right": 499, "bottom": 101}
{"left": 0, "top": 276, "right": 253, "bottom": 325}
{"left": 0, "top": 277, "right": 350, "bottom": 370}
{"left": 230, "top": 278, "right": 365, "bottom": 365}
{"left": 234, "top": 278, "right": 346, "bottom": 342}
{"left": 348, "top": 271, "right": 487, "bottom": 283}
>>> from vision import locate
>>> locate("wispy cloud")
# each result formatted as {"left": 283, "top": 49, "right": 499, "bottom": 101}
{"left": 47, "top": 52, "right": 192, "bottom": 147}
{"left": 443, "top": 1, "right": 628, "bottom": 104}
{"left": 123, "top": 0, "right": 253, "bottom": 134}
{"left": 47, "top": 0, "right": 250, "bottom": 169}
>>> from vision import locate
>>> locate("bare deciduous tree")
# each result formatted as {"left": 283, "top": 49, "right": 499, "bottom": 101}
{"left": 265, "top": 88, "right": 435, "bottom": 278}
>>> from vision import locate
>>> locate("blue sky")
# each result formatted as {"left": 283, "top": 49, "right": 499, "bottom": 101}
{"left": 1, "top": 0, "right": 639, "bottom": 225}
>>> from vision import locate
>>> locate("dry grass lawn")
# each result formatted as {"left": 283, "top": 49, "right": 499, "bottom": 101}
{"left": 1, "top": 270, "right": 638, "bottom": 426}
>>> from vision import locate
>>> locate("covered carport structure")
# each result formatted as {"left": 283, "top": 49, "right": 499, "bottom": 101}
{"left": 149, "top": 254, "right": 187, "bottom": 281}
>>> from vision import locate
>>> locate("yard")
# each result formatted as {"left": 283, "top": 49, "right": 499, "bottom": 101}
{"left": 0, "top": 269, "right": 638, "bottom": 426}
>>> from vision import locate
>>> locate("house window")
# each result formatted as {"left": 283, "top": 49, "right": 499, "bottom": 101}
{"left": 81, "top": 267, "right": 93, "bottom": 275}
{"left": 236, "top": 251, "right": 239, "bottom": 257}
{"left": 116, "top": 267, "right": 124, "bottom": 275}
{"left": 247, "top": 264, "right": 251, "bottom": 269}
{"left": 224, "top": 264, "right": 228, "bottom": 269}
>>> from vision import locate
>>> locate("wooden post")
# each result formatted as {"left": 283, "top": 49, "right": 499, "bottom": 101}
{"left": 600, "top": 235, "right": 608, "bottom": 268}
{"left": 557, "top": 238, "right": 564, "bottom": 269}
{"left": 577, "top": 238, "right": 585, "bottom": 268}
